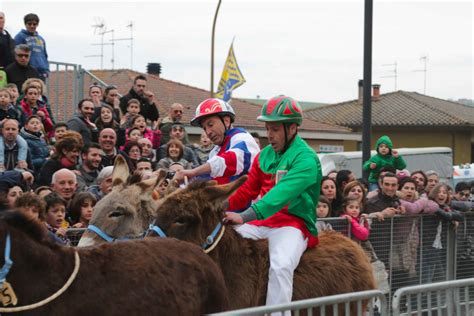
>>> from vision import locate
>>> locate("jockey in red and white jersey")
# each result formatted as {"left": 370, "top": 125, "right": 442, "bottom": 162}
{"left": 175, "top": 98, "right": 260, "bottom": 184}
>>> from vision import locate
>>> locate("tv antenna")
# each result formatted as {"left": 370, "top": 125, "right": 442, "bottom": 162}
{"left": 112, "top": 21, "right": 134, "bottom": 70}
{"left": 85, "top": 18, "right": 115, "bottom": 69}
{"left": 380, "top": 61, "right": 398, "bottom": 91}
{"left": 413, "top": 55, "right": 428, "bottom": 94}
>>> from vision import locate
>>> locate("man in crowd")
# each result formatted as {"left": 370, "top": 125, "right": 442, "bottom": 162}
{"left": 3, "top": 119, "right": 31, "bottom": 171}
{"left": 87, "top": 166, "right": 113, "bottom": 201}
{"left": 336, "top": 169, "right": 355, "bottom": 194}
{"left": 119, "top": 75, "right": 159, "bottom": 122}
{"left": 5, "top": 44, "right": 39, "bottom": 91}
{"left": 67, "top": 99, "right": 99, "bottom": 145}
{"left": 14, "top": 13, "right": 49, "bottom": 81}
{"left": 98, "top": 128, "right": 131, "bottom": 169}
{"left": 138, "top": 138, "right": 154, "bottom": 161}
{"left": 425, "top": 170, "right": 440, "bottom": 195}
{"left": 51, "top": 168, "right": 77, "bottom": 205}
{"left": 0, "top": 12, "right": 15, "bottom": 69}
{"left": 454, "top": 182, "right": 471, "bottom": 202}
{"left": 176, "top": 98, "right": 259, "bottom": 184}
{"left": 159, "top": 102, "right": 184, "bottom": 145}
{"left": 76, "top": 143, "right": 102, "bottom": 191}
{"left": 136, "top": 157, "right": 153, "bottom": 174}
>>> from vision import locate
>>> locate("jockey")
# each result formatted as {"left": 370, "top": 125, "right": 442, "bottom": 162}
{"left": 175, "top": 98, "right": 259, "bottom": 184}
{"left": 225, "top": 95, "right": 322, "bottom": 312}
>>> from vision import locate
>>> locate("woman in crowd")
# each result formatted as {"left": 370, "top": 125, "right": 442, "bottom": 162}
{"left": 320, "top": 176, "right": 340, "bottom": 216}
{"left": 95, "top": 104, "right": 125, "bottom": 146}
{"left": 157, "top": 139, "right": 192, "bottom": 170}
{"left": 123, "top": 141, "right": 142, "bottom": 172}
{"left": 0, "top": 185, "right": 23, "bottom": 211}
{"left": 69, "top": 192, "right": 97, "bottom": 228}
{"left": 411, "top": 170, "right": 428, "bottom": 195}
{"left": 37, "top": 131, "right": 83, "bottom": 186}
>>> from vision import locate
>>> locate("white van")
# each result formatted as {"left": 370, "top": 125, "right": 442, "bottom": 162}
{"left": 318, "top": 147, "right": 453, "bottom": 182}
{"left": 453, "top": 163, "right": 474, "bottom": 186}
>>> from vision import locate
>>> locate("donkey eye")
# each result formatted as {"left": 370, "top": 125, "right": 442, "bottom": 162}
{"left": 109, "top": 211, "right": 124, "bottom": 218}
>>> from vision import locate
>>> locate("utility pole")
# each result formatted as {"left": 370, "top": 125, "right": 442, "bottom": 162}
{"left": 113, "top": 21, "right": 134, "bottom": 70}
{"left": 362, "top": 0, "right": 373, "bottom": 181}
{"left": 381, "top": 61, "right": 397, "bottom": 91}
{"left": 413, "top": 55, "right": 428, "bottom": 94}
{"left": 211, "top": 0, "right": 222, "bottom": 97}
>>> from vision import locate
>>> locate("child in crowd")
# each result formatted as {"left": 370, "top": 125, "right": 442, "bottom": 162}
{"left": 51, "top": 122, "right": 68, "bottom": 144}
{"left": 194, "top": 131, "right": 214, "bottom": 164}
{"left": 35, "top": 185, "right": 52, "bottom": 199}
{"left": 19, "top": 85, "right": 54, "bottom": 134}
{"left": 341, "top": 197, "right": 370, "bottom": 242}
{"left": 20, "top": 115, "right": 49, "bottom": 173}
{"left": 316, "top": 195, "right": 333, "bottom": 232}
{"left": 121, "top": 98, "right": 141, "bottom": 128}
{"left": 5, "top": 84, "right": 19, "bottom": 105}
{"left": 69, "top": 192, "right": 96, "bottom": 228}
{"left": 131, "top": 115, "right": 161, "bottom": 149}
{"left": 14, "top": 192, "right": 45, "bottom": 221}
{"left": 363, "top": 135, "right": 407, "bottom": 192}
{"left": 44, "top": 192, "right": 70, "bottom": 245}
{"left": 0, "top": 89, "right": 28, "bottom": 171}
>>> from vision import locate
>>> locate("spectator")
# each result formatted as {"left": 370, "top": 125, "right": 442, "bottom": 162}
{"left": 128, "top": 115, "right": 161, "bottom": 150}
{"left": 315, "top": 195, "right": 332, "bottom": 232}
{"left": 0, "top": 169, "right": 33, "bottom": 194}
{"left": 51, "top": 122, "right": 68, "bottom": 144}
{"left": 157, "top": 139, "right": 192, "bottom": 170}
{"left": 156, "top": 123, "right": 198, "bottom": 167}
{"left": 336, "top": 169, "right": 355, "bottom": 194}
{"left": 123, "top": 141, "right": 141, "bottom": 172}
{"left": 19, "top": 84, "right": 54, "bottom": 133}
{"left": 37, "top": 131, "right": 83, "bottom": 186}
{"left": 14, "top": 191, "right": 45, "bottom": 220}
{"left": 411, "top": 170, "right": 428, "bottom": 194}
{"left": 425, "top": 170, "right": 440, "bottom": 195}
{"left": 20, "top": 78, "right": 53, "bottom": 120}
{"left": 1, "top": 119, "right": 31, "bottom": 171}
{"left": 250, "top": 132, "right": 261, "bottom": 149}
{"left": 159, "top": 103, "right": 184, "bottom": 145}
{"left": 363, "top": 135, "right": 407, "bottom": 192}
{"left": 119, "top": 75, "right": 159, "bottom": 122}
{"left": 364, "top": 172, "right": 401, "bottom": 219}
{"left": 136, "top": 157, "right": 153, "bottom": 174}
{"left": 98, "top": 128, "right": 131, "bottom": 169}
{"left": 87, "top": 166, "right": 113, "bottom": 201}
{"left": 343, "top": 180, "right": 368, "bottom": 206}
{"left": 67, "top": 98, "right": 99, "bottom": 145}
{"left": 0, "top": 185, "right": 22, "bottom": 211}
{"left": 50, "top": 168, "right": 77, "bottom": 205}
{"left": 19, "top": 115, "right": 49, "bottom": 173}
{"left": 194, "top": 131, "right": 214, "bottom": 164}
{"left": 5, "top": 83, "right": 19, "bottom": 105}
{"left": 138, "top": 137, "right": 154, "bottom": 161}
{"left": 327, "top": 170, "right": 337, "bottom": 180}
{"left": 88, "top": 83, "right": 104, "bottom": 115}
{"left": 14, "top": 13, "right": 49, "bottom": 81}
{"left": 454, "top": 181, "right": 471, "bottom": 201}
{"left": 43, "top": 192, "right": 70, "bottom": 245}
{"left": 76, "top": 143, "right": 102, "bottom": 191}
{"left": 94, "top": 104, "right": 125, "bottom": 146}
{"left": 69, "top": 192, "right": 96, "bottom": 228}
{"left": 320, "top": 176, "right": 339, "bottom": 216}
{"left": 0, "top": 87, "right": 19, "bottom": 121}
{"left": 101, "top": 85, "right": 121, "bottom": 120}
{"left": 0, "top": 12, "right": 15, "bottom": 69}
{"left": 5, "top": 44, "right": 39, "bottom": 91}
{"left": 35, "top": 185, "right": 52, "bottom": 199}
{"left": 120, "top": 98, "right": 141, "bottom": 128}
{"left": 341, "top": 196, "right": 370, "bottom": 242}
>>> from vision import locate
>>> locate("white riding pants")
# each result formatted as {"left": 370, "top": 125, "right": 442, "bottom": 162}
{"left": 235, "top": 225, "right": 308, "bottom": 313}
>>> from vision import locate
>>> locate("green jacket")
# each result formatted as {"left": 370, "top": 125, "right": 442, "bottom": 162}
{"left": 363, "top": 135, "right": 407, "bottom": 183}
{"left": 251, "top": 135, "right": 322, "bottom": 237}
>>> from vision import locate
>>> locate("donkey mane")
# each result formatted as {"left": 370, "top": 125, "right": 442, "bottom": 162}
{"left": 185, "top": 179, "right": 215, "bottom": 191}
{"left": 0, "top": 211, "right": 51, "bottom": 245}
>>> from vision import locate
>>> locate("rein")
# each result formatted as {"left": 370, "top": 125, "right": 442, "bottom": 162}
{"left": 86, "top": 225, "right": 134, "bottom": 243}
{"left": 0, "top": 233, "right": 81, "bottom": 312}
{"left": 147, "top": 221, "right": 225, "bottom": 254}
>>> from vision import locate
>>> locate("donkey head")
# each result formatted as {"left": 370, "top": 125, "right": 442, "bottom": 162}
{"left": 78, "top": 155, "right": 166, "bottom": 247}
{"left": 153, "top": 176, "right": 247, "bottom": 246}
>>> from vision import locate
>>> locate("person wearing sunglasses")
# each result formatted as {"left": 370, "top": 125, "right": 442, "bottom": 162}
{"left": 14, "top": 13, "right": 49, "bottom": 81}
{"left": 5, "top": 44, "right": 40, "bottom": 92}
{"left": 159, "top": 102, "right": 185, "bottom": 145}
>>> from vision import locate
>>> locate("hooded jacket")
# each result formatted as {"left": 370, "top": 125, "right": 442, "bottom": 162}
{"left": 363, "top": 135, "right": 407, "bottom": 183}
{"left": 19, "top": 127, "right": 49, "bottom": 171}
{"left": 14, "top": 29, "right": 49, "bottom": 74}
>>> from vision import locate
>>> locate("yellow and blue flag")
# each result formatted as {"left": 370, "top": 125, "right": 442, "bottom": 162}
{"left": 215, "top": 43, "right": 246, "bottom": 102}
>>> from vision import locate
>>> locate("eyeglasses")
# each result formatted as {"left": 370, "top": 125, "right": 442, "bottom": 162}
{"left": 460, "top": 193, "right": 471, "bottom": 197}
{"left": 16, "top": 54, "right": 30, "bottom": 58}
{"left": 173, "top": 110, "right": 183, "bottom": 114}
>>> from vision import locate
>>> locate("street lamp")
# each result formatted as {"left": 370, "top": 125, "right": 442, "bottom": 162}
{"left": 211, "top": 0, "right": 222, "bottom": 97}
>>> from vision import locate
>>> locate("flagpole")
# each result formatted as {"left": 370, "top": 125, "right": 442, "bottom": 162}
{"left": 211, "top": 0, "right": 222, "bottom": 98}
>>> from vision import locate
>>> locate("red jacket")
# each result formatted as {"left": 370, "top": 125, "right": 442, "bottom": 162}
{"left": 20, "top": 99, "right": 53, "bottom": 132}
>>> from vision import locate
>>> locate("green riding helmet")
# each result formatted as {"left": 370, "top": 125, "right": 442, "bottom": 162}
{"left": 257, "top": 95, "right": 303, "bottom": 126}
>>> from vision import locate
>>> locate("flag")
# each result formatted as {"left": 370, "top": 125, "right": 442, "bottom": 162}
{"left": 215, "top": 43, "right": 246, "bottom": 102}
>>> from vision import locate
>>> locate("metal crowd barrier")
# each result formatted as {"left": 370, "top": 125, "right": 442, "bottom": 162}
{"left": 392, "top": 278, "right": 474, "bottom": 315}
{"left": 212, "top": 290, "right": 387, "bottom": 316}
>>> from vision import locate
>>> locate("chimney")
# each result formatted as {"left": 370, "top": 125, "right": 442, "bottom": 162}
{"left": 372, "top": 84, "right": 381, "bottom": 101}
{"left": 358, "top": 79, "right": 363, "bottom": 104}
{"left": 147, "top": 63, "right": 162, "bottom": 77}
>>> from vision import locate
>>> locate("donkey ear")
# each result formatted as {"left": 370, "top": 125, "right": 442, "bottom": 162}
{"left": 203, "top": 176, "right": 247, "bottom": 201}
{"left": 112, "top": 155, "right": 130, "bottom": 189}
{"left": 138, "top": 169, "right": 167, "bottom": 194}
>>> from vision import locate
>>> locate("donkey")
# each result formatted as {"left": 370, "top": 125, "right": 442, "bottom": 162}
{"left": 153, "top": 178, "right": 377, "bottom": 311}
{"left": 0, "top": 211, "right": 228, "bottom": 315}
{"left": 78, "top": 155, "right": 166, "bottom": 247}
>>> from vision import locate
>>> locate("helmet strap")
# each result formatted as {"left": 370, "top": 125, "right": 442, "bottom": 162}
{"left": 282, "top": 123, "right": 296, "bottom": 154}
{"left": 218, "top": 116, "right": 229, "bottom": 146}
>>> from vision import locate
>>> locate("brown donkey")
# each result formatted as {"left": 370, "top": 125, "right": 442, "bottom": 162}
{"left": 153, "top": 178, "right": 376, "bottom": 311}
{"left": 0, "top": 211, "right": 228, "bottom": 315}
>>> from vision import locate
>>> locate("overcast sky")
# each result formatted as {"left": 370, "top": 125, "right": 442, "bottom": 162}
{"left": 2, "top": 0, "right": 472, "bottom": 103}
